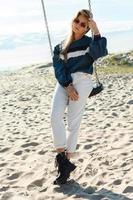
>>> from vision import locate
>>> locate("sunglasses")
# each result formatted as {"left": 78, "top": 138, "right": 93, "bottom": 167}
{"left": 73, "top": 18, "right": 87, "bottom": 28}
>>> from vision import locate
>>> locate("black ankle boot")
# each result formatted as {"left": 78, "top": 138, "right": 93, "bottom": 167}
{"left": 54, "top": 152, "right": 76, "bottom": 185}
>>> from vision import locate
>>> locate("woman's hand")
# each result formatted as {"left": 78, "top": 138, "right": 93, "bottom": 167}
{"left": 65, "top": 85, "right": 79, "bottom": 101}
{"left": 88, "top": 19, "right": 100, "bottom": 35}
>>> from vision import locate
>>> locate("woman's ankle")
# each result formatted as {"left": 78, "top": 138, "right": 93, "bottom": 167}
{"left": 66, "top": 152, "right": 73, "bottom": 160}
{"left": 56, "top": 148, "right": 65, "bottom": 153}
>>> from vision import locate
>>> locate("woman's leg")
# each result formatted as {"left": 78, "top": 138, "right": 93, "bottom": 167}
{"left": 51, "top": 83, "right": 77, "bottom": 185}
{"left": 66, "top": 77, "right": 93, "bottom": 156}
{"left": 51, "top": 82, "right": 69, "bottom": 152}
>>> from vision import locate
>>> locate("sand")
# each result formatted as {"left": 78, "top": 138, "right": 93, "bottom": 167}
{"left": 0, "top": 64, "right": 133, "bottom": 200}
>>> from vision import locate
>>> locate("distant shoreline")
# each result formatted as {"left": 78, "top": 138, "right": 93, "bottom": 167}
{"left": 0, "top": 49, "right": 133, "bottom": 74}
{"left": 0, "top": 29, "right": 133, "bottom": 72}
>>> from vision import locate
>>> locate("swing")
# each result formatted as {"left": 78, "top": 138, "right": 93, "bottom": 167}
{"left": 41, "top": 0, "right": 104, "bottom": 98}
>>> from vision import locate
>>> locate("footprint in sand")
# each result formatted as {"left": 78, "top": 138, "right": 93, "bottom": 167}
{"left": 78, "top": 158, "right": 84, "bottom": 163}
{"left": 21, "top": 142, "right": 39, "bottom": 148}
{"left": 0, "top": 163, "right": 8, "bottom": 167}
{"left": 84, "top": 144, "right": 92, "bottom": 149}
{"left": 0, "top": 185, "right": 10, "bottom": 192}
{"left": 123, "top": 186, "right": 133, "bottom": 193}
{"left": 27, "top": 178, "right": 45, "bottom": 190}
{"left": 76, "top": 144, "right": 81, "bottom": 150}
{"left": 7, "top": 172, "right": 23, "bottom": 180}
{"left": 1, "top": 192, "right": 13, "bottom": 200}
{"left": 0, "top": 147, "right": 10, "bottom": 153}
{"left": 14, "top": 150, "right": 23, "bottom": 156}
{"left": 86, "top": 139, "right": 93, "bottom": 142}
{"left": 38, "top": 150, "right": 47, "bottom": 155}
{"left": 13, "top": 131, "right": 20, "bottom": 135}
{"left": 113, "top": 179, "right": 122, "bottom": 185}
{"left": 121, "top": 152, "right": 128, "bottom": 156}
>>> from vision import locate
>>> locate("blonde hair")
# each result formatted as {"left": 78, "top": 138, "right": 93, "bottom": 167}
{"left": 61, "top": 9, "right": 93, "bottom": 60}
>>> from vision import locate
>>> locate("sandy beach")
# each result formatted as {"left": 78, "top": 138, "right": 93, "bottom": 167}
{"left": 0, "top": 64, "right": 133, "bottom": 200}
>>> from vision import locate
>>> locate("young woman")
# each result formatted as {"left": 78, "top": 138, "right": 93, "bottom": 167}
{"left": 51, "top": 9, "right": 108, "bottom": 184}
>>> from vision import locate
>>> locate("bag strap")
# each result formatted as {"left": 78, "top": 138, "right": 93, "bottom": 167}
{"left": 93, "top": 63, "right": 100, "bottom": 84}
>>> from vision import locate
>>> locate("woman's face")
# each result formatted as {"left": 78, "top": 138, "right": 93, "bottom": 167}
{"left": 72, "top": 14, "right": 89, "bottom": 36}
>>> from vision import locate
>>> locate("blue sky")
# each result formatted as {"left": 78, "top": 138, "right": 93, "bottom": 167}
{"left": 0, "top": 0, "right": 133, "bottom": 35}
{"left": 0, "top": 0, "right": 133, "bottom": 71}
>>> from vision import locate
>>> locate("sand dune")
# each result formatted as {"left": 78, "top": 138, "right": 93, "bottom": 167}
{"left": 0, "top": 64, "right": 133, "bottom": 200}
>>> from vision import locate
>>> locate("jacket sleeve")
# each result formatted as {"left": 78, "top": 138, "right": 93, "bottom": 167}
{"left": 89, "top": 35, "right": 108, "bottom": 60}
{"left": 52, "top": 44, "right": 73, "bottom": 87}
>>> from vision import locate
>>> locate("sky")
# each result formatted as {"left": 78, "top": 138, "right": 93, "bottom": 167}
{"left": 0, "top": 0, "right": 133, "bottom": 71}
{"left": 0, "top": 0, "right": 133, "bottom": 35}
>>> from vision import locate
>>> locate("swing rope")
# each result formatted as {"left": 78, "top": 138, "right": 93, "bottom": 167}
{"left": 88, "top": 0, "right": 92, "bottom": 14}
{"left": 87, "top": 0, "right": 100, "bottom": 84}
{"left": 41, "top": 0, "right": 101, "bottom": 84}
{"left": 41, "top": 0, "right": 53, "bottom": 57}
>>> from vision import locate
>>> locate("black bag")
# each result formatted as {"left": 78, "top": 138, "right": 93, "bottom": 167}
{"left": 89, "top": 82, "right": 104, "bottom": 98}
{"left": 88, "top": 59, "right": 104, "bottom": 98}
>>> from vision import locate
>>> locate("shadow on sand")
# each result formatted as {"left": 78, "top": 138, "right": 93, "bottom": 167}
{"left": 53, "top": 179, "right": 132, "bottom": 200}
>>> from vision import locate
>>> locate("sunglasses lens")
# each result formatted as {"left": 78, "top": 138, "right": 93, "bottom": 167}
{"left": 74, "top": 19, "right": 79, "bottom": 23}
{"left": 80, "top": 23, "right": 86, "bottom": 28}
{"left": 74, "top": 19, "right": 86, "bottom": 28}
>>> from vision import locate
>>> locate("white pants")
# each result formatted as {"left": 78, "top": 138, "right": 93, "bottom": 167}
{"left": 50, "top": 72, "right": 93, "bottom": 153}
